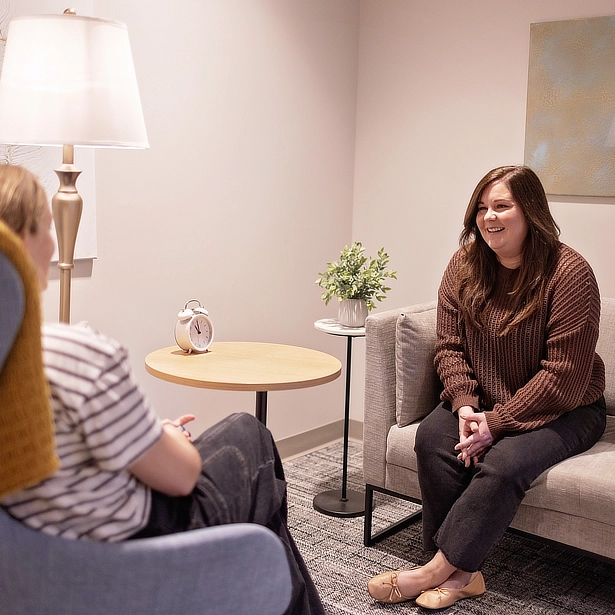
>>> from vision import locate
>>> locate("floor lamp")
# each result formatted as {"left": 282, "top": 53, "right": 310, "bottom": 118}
{"left": 0, "top": 11, "right": 148, "bottom": 323}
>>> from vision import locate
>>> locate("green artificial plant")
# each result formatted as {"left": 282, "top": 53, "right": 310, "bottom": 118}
{"left": 316, "top": 242, "right": 396, "bottom": 311}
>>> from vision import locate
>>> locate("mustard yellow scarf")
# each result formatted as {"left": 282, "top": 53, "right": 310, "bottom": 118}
{"left": 0, "top": 221, "right": 58, "bottom": 499}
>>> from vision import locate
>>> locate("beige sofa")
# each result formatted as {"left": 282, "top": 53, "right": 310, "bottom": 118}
{"left": 363, "top": 298, "right": 615, "bottom": 562}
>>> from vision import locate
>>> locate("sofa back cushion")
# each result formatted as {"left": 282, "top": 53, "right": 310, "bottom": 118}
{"left": 597, "top": 297, "right": 615, "bottom": 416}
{"left": 395, "top": 303, "right": 441, "bottom": 427}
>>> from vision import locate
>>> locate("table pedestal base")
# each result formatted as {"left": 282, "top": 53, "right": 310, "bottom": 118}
{"left": 312, "top": 489, "right": 364, "bottom": 518}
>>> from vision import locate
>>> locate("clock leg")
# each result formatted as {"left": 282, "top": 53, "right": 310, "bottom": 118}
{"left": 256, "top": 391, "right": 268, "bottom": 425}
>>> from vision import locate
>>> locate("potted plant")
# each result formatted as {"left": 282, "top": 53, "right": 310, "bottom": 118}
{"left": 316, "top": 242, "right": 396, "bottom": 327}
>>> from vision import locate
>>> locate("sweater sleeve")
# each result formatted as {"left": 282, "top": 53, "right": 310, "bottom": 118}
{"left": 434, "top": 251, "right": 481, "bottom": 412}
{"left": 485, "top": 251, "right": 604, "bottom": 438}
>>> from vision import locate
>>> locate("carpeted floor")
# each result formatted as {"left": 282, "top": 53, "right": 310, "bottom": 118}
{"left": 284, "top": 440, "right": 615, "bottom": 615}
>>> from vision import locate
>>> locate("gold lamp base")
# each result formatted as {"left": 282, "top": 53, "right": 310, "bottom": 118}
{"left": 52, "top": 144, "right": 82, "bottom": 324}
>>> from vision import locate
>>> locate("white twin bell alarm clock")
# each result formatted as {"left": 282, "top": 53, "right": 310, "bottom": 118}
{"left": 174, "top": 299, "right": 214, "bottom": 353}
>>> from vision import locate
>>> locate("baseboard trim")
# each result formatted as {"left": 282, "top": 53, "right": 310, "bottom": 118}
{"left": 278, "top": 419, "right": 363, "bottom": 460}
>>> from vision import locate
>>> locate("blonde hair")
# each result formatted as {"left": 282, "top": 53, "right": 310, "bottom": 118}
{"left": 0, "top": 165, "right": 48, "bottom": 236}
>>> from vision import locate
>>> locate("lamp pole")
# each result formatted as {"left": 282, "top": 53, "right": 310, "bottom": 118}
{"left": 51, "top": 144, "right": 82, "bottom": 324}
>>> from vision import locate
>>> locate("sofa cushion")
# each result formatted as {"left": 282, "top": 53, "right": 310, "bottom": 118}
{"left": 386, "top": 422, "right": 420, "bottom": 473}
{"left": 522, "top": 416, "right": 615, "bottom": 526}
{"left": 395, "top": 304, "right": 441, "bottom": 427}
{"left": 385, "top": 417, "right": 615, "bottom": 528}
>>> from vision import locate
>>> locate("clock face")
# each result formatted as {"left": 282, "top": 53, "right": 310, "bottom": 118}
{"left": 190, "top": 315, "right": 212, "bottom": 350}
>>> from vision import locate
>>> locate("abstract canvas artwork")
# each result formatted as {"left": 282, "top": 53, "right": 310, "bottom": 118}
{"left": 524, "top": 15, "right": 615, "bottom": 197}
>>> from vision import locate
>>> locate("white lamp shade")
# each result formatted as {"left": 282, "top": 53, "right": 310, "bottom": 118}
{"left": 0, "top": 14, "right": 148, "bottom": 148}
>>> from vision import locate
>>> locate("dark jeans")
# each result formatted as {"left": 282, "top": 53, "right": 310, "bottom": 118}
{"left": 131, "top": 412, "right": 325, "bottom": 615}
{"left": 415, "top": 397, "right": 607, "bottom": 572}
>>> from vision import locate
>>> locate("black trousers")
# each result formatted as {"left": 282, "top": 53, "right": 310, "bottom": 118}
{"left": 414, "top": 397, "right": 606, "bottom": 572}
{"left": 131, "top": 412, "right": 325, "bottom": 615}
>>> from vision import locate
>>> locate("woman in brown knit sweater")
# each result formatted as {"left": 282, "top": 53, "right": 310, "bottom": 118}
{"left": 368, "top": 166, "right": 606, "bottom": 609}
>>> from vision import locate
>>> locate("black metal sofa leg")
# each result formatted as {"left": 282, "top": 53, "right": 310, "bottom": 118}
{"left": 364, "top": 484, "right": 423, "bottom": 547}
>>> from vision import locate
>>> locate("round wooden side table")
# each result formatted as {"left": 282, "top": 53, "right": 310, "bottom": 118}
{"left": 145, "top": 341, "right": 341, "bottom": 426}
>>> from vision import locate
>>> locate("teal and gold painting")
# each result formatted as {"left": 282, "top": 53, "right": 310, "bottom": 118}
{"left": 524, "top": 15, "right": 615, "bottom": 197}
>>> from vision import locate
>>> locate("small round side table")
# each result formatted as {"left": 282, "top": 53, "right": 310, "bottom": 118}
{"left": 313, "top": 318, "right": 366, "bottom": 517}
{"left": 145, "top": 342, "right": 341, "bottom": 426}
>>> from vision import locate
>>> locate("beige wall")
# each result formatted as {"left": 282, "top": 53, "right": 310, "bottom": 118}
{"left": 42, "top": 0, "right": 359, "bottom": 440}
{"left": 349, "top": 0, "right": 615, "bottom": 421}
{"left": 41, "top": 0, "right": 615, "bottom": 435}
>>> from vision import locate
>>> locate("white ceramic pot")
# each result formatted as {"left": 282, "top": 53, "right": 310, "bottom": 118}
{"left": 338, "top": 299, "right": 368, "bottom": 327}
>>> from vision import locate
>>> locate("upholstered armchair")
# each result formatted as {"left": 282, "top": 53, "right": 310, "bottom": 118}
{"left": 0, "top": 509, "right": 292, "bottom": 615}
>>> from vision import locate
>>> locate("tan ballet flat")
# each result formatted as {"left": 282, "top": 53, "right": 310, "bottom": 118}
{"left": 415, "top": 571, "right": 485, "bottom": 609}
{"left": 367, "top": 567, "right": 422, "bottom": 604}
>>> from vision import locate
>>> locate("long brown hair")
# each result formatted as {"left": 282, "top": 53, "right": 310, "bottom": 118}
{"left": 457, "top": 165, "right": 560, "bottom": 332}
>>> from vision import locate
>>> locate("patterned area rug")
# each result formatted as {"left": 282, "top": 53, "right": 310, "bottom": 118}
{"left": 284, "top": 440, "right": 615, "bottom": 615}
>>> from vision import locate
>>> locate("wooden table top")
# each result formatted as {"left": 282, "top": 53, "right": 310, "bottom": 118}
{"left": 145, "top": 341, "right": 342, "bottom": 392}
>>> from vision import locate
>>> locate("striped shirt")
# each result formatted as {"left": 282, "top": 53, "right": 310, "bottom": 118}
{"left": 436, "top": 243, "right": 605, "bottom": 439}
{"left": 1, "top": 323, "right": 162, "bottom": 541}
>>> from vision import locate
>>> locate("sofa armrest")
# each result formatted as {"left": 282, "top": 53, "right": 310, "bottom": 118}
{"left": 363, "top": 306, "right": 414, "bottom": 487}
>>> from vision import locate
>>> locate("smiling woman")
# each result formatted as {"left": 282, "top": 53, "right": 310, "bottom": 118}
{"left": 367, "top": 165, "right": 606, "bottom": 610}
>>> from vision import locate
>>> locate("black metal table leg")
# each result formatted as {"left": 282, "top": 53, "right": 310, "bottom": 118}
{"left": 313, "top": 335, "right": 364, "bottom": 517}
{"left": 256, "top": 391, "right": 268, "bottom": 425}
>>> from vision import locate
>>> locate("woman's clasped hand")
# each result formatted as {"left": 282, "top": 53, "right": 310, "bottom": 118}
{"left": 455, "top": 406, "right": 494, "bottom": 467}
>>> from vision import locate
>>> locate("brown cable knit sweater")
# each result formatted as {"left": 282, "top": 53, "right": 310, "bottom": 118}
{"left": 435, "top": 243, "right": 605, "bottom": 439}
